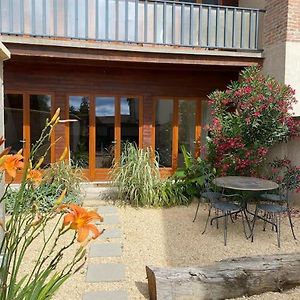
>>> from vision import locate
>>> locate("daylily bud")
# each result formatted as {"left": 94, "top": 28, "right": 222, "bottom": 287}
{"left": 0, "top": 147, "right": 11, "bottom": 158}
{"left": 55, "top": 189, "right": 67, "bottom": 206}
{"left": 34, "top": 157, "right": 44, "bottom": 169}
{"left": 0, "top": 136, "right": 5, "bottom": 146}
{"left": 59, "top": 147, "right": 68, "bottom": 161}
{"left": 17, "top": 149, "right": 23, "bottom": 155}
{"left": 49, "top": 108, "right": 61, "bottom": 125}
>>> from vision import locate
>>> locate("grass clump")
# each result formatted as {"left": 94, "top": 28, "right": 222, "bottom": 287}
{"left": 111, "top": 142, "right": 188, "bottom": 207}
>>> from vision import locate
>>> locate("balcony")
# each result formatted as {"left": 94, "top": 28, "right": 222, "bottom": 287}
{"left": 0, "top": 0, "right": 264, "bottom": 52}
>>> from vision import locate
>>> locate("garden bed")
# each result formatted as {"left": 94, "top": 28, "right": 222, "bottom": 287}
{"left": 43, "top": 201, "right": 300, "bottom": 299}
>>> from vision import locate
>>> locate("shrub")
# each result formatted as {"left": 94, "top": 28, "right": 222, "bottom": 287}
{"left": 175, "top": 146, "right": 216, "bottom": 199}
{"left": 4, "top": 161, "right": 84, "bottom": 214}
{"left": 111, "top": 142, "right": 188, "bottom": 207}
{"left": 207, "top": 66, "right": 299, "bottom": 176}
{"left": 266, "top": 157, "right": 300, "bottom": 193}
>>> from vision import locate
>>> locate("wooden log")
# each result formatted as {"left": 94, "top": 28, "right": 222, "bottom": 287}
{"left": 146, "top": 253, "right": 300, "bottom": 300}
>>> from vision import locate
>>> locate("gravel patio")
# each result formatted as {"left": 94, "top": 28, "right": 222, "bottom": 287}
{"left": 48, "top": 201, "right": 300, "bottom": 300}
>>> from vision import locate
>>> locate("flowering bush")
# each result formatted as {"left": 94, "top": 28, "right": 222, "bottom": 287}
{"left": 207, "top": 66, "right": 300, "bottom": 176}
{"left": 0, "top": 109, "right": 103, "bottom": 299}
{"left": 267, "top": 158, "right": 300, "bottom": 193}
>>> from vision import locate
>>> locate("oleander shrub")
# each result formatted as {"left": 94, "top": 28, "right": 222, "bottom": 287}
{"left": 206, "top": 66, "right": 300, "bottom": 176}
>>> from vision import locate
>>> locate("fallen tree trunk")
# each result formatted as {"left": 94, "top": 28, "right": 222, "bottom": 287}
{"left": 146, "top": 253, "right": 300, "bottom": 300}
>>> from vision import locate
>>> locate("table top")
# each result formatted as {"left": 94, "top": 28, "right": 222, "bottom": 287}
{"left": 213, "top": 176, "right": 279, "bottom": 191}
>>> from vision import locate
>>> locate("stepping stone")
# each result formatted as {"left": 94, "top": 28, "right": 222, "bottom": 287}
{"left": 97, "top": 206, "right": 118, "bottom": 215}
{"left": 101, "top": 228, "right": 122, "bottom": 239}
{"left": 82, "top": 290, "right": 128, "bottom": 300}
{"left": 86, "top": 264, "right": 125, "bottom": 282}
{"left": 97, "top": 214, "right": 120, "bottom": 225}
{"left": 89, "top": 243, "right": 122, "bottom": 257}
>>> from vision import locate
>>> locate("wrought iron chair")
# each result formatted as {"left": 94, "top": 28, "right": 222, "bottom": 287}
{"left": 251, "top": 190, "right": 296, "bottom": 247}
{"left": 193, "top": 189, "right": 222, "bottom": 222}
{"left": 202, "top": 193, "right": 250, "bottom": 246}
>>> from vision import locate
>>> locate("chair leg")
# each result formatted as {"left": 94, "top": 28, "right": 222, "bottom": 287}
{"left": 202, "top": 206, "right": 212, "bottom": 235}
{"left": 193, "top": 199, "right": 201, "bottom": 222}
{"left": 215, "top": 209, "right": 219, "bottom": 229}
{"left": 242, "top": 210, "right": 251, "bottom": 239}
{"left": 224, "top": 212, "right": 228, "bottom": 246}
{"left": 263, "top": 212, "right": 267, "bottom": 231}
{"left": 251, "top": 207, "right": 258, "bottom": 243}
{"left": 287, "top": 209, "right": 297, "bottom": 240}
{"left": 276, "top": 213, "right": 281, "bottom": 248}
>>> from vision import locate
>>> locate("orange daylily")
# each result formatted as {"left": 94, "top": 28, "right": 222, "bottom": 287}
{"left": 27, "top": 169, "right": 43, "bottom": 184}
{"left": 63, "top": 204, "right": 103, "bottom": 243}
{"left": 0, "top": 153, "right": 24, "bottom": 178}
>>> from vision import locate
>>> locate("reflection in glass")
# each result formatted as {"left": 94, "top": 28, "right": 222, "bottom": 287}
{"left": 4, "top": 94, "right": 23, "bottom": 154}
{"left": 178, "top": 100, "right": 196, "bottom": 168}
{"left": 121, "top": 97, "right": 139, "bottom": 148}
{"left": 69, "top": 96, "right": 90, "bottom": 168}
{"left": 96, "top": 97, "right": 115, "bottom": 168}
{"left": 30, "top": 95, "right": 51, "bottom": 166}
{"left": 155, "top": 99, "right": 173, "bottom": 167}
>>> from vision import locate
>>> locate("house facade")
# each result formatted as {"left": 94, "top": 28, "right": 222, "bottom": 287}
{"left": 0, "top": 0, "right": 274, "bottom": 181}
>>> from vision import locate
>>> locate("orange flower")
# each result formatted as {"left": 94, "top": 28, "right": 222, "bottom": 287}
{"left": 27, "top": 169, "right": 43, "bottom": 184}
{"left": 63, "top": 204, "right": 103, "bottom": 243}
{"left": 0, "top": 154, "right": 24, "bottom": 178}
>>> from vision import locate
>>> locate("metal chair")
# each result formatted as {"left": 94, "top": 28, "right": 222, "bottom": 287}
{"left": 251, "top": 190, "right": 296, "bottom": 247}
{"left": 202, "top": 193, "right": 250, "bottom": 246}
{"left": 193, "top": 190, "right": 222, "bottom": 222}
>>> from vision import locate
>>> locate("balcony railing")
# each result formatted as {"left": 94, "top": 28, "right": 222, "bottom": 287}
{"left": 0, "top": 0, "right": 264, "bottom": 51}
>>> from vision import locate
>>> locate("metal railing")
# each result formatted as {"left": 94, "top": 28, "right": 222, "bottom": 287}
{"left": 0, "top": 0, "right": 265, "bottom": 51}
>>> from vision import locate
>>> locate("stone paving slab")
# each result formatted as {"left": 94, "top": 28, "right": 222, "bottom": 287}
{"left": 86, "top": 264, "right": 125, "bottom": 282}
{"left": 100, "top": 228, "right": 122, "bottom": 239}
{"left": 97, "top": 214, "right": 120, "bottom": 225}
{"left": 82, "top": 290, "right": 128, "bottom": 300}
{"left": 89, "top": 243, "right": 122, "bottom": 257}
{"left": 97, "top": 206, "right": 118, "bottom": 215}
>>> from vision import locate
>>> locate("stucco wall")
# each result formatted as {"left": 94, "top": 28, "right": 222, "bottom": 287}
{"left": 0, "top": 43, "right": 10, "bottom": 244}
{"left": 285, "top": 41, "right": 300, "bottom": 115}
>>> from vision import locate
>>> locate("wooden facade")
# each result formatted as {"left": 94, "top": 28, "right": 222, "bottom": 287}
{"left": 3, "top": 43, "right": 261, "bottom": 180}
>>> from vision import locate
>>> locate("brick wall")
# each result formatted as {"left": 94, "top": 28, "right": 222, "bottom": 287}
{"left": 287, "top": 0, "right": 300, "bottom": 42}
{"left": 264, "top": 0, "right": 289, "bottom": 46}
{"left": 264, "top": 0, "right": 300, "bottom": 46}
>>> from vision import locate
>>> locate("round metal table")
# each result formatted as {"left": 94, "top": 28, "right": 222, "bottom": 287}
{"left": 212, "top": 176, "right": 279, "bottom": 239}
{"left": 213, "top": 176, "right": 279, "bottom": 192}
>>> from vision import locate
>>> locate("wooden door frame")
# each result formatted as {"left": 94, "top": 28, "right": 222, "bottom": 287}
{"left": 66, "top": 94, "right": 143, "bottom": 181}
{"left": 152, "top": 97, "right": 202, "bottom": 175}
{"left": 5, "top": 90, "right": 55, "bottom": 161}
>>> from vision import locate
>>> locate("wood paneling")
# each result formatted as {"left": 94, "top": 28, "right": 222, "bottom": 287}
{"left": 4, "top": 56, "right": 240, "bottom": 180}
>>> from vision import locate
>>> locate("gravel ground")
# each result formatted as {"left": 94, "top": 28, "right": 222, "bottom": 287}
{"left": 25, "top": 201, "right": 300, "bottom": 300}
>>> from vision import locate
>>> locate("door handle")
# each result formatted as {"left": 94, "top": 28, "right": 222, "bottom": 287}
{"left": 111, "top": 141, "right": 117, "bottom": 144}
{"left": 19, "top": 140, "right": 26, "bottom": 144}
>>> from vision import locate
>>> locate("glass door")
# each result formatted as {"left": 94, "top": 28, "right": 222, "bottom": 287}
{"left": 92, "top": 96, "right": 142, "bottom": 180}
{"left": 95, "top": 96, "right": 116, "bottom": 171}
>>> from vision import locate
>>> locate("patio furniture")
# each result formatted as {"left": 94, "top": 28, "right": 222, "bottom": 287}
{"left": 212, "top": 176, "right": 279, "bottom": 244}
{"left": 193, "top": 189, "right": 222, "bottom": 222}
{"left": 251, "top": 190, "right": 297, "bottom": 247}
{"left": 202, "top": 193, "right": 248, "bottom": 246}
